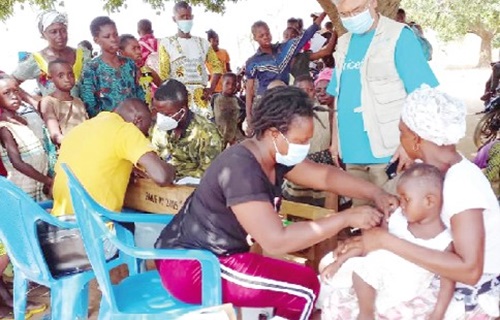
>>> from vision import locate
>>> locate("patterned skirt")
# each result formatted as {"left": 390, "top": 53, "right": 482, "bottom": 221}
{"left": 321, "top": 275, "right": 500, "bottom": 320}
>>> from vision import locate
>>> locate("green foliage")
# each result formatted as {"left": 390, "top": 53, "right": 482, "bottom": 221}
{"left": 0, "top": 0, "right": 239, "bottom": 21}
{"left": 401, "top": 0, "right": 499, "bottom": 46}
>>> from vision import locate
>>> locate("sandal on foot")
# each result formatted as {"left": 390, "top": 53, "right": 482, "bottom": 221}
{"left": 25, "top": 302, "right": 47, "bottom": 318}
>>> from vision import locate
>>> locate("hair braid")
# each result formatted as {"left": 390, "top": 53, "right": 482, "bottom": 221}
{"left": 250, "top": 86, "right": 314, "bottom": 139}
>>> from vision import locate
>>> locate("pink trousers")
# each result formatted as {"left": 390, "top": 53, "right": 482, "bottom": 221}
{"left": 156, "top": 252, "right": 320, "bottom": 320}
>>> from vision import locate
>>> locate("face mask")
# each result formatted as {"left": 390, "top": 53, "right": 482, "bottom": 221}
{"left": 273, "top": 133, "right": 310, "bottom": 167}
{"left": 156, "top": 109, "right": 184, "bottom": 131}
{"left": 176, "top": 19, "right": 193, "bottom": 34}
{"left": 341, "top": 8, "right": 374, "bottom": 34}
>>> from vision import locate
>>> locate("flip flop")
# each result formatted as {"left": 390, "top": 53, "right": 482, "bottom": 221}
{"left": 25, "top": 302, "right": 47, "bottom": 318}
{"left": 0, "top": 301, "right": 47, "bottom": 319}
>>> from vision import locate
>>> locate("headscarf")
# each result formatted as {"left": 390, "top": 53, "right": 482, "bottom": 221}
{"left": 401, "top": 84, "right": 466, "bottom": 146}
{"left": 314, "top": 67, "right": 333, "bottom": 87}
{"left": 37, "top": 10, "right": 68, "bottom": 34}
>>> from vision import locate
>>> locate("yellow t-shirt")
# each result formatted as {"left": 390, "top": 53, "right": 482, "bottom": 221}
{"left": 52, "top": 112, "right": 153, "bottom": 216}
{"left": 207, "top": 49, "right": 230, "bottom": 93}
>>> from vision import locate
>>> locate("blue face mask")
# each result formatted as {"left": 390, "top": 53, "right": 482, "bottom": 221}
{"left": 176, "top": 19, "right": 193, "bottom": 34}
{"left": 273, "top": 133, "right": 310, "bottom": 167}
{"left": 341, "top": 8, "right": 374, "bottom": 34}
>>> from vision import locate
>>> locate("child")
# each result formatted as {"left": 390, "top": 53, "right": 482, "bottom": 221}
{"left": 245, "top": 13, "right": 326, "bottom": 122}
{"left": 40, "top": 59, "right": 88, "bottom": 146}
{"left": 206, "top": 29, "right": 231, "bottom": 94}
{"left": 0, "top": 75, "right": 49, "bottom": 318}
{"left": 210, "top": 73, "right": 245, "bottom": 146}
{"left": 80, "top": 16, "right": 145, "bottom": 118}
{"left": 119, "top": 34, "right": 162, "bottom": 107}
{"left": 321, "top": 163, "right": 456, "bottom": 320}
{"left": 137, "top": 19, "right": 158, "bottom": 67}
{"left": 0, "top": 75, "right": 52, "bottom": 199}
{"left": 282, "top": 74, "right": 335, "bottom": 207}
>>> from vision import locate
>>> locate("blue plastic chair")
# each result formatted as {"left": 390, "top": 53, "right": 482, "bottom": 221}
{"left": 0, "top": 177, "right": 124, "bottom": 319}
{"left": 62, "top": 164, "right": 223, "bottom": 319}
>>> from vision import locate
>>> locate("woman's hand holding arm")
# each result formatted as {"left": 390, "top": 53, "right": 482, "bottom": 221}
{"left": 286, "top": 160, "right": 399, "bottom": 215}
{"left": 233, "top": 200, "right": 382, "bottom": 256}
{"left": 359, "top": 210, "right": 485, "bottom": 285}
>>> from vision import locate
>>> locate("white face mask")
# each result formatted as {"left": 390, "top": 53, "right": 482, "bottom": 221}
{"left": 176, "top": 19, "right": 193, "bottom": 34}
{"left": 341, "top": 8, "right": 374, "bottom": 34}
{"left": 273, "top": 132, "right": 310, "bottom": 167}
{"left": 156, "top": 109, "right": 184, "bottom": 131}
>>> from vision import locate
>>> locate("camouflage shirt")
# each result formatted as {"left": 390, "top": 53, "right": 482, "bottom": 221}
{"left": 151, "top": 110, "right": 224, "bottom": 179}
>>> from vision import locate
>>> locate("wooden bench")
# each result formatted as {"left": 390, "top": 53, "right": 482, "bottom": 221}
{"left": 124, "top": 178, "right": 337, "bottom": 271}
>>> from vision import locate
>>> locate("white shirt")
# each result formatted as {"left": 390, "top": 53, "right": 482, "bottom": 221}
{"left": 442, "top": 157, "right": 500, "bottom": 275}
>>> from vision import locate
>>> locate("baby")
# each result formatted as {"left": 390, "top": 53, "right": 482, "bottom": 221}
{"left": 321, "top": 163, "right": 456, "bottom": 320}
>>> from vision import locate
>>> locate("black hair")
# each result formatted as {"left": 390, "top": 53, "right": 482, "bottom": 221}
{"left": 251, "top": 21, "right": 269, "bottom": 35}
{"left": 297, "top": 18, "right": 304, "bottom": 30}
{"left": 78, "top": 40, "right": 93, "bottom": 52}
{"left": 48, "top": 58, "right": 71, "bottom": 72}
{"left": 222, "top": 72, "right": 237, "bottom": 81}
{"left": 397, "top": 8, "right": 406, "bottom": 15}
{"left": 293, "top": 75, "right": 313, "bottom": 86}
{"left": 283, "top": 27, "right": 299, "bottom": 38}
{"left": 287, "top": 17, "right": 299, "bottom": 25}
{"left": 322, "top": 55, "right": 335, "bottom": 68}
{"left": 154, "top": 79, "right": 188, "bottom": 103}
{"left": 325, "top": 21, "right": 333, "bottom": 29}
{"left": 90, "top": 16, "right": 116, "bottom": 38}
{"left": 251, "top": 86, "right": 314, "bottom": 139}
{"left": 137, "top": 19, "right": 153, "bottom": 34}
{"left": 206, "top": 29, "right": 218, "bottom": 41}
{"left": 399, "top": 163, "right": 444, "bottom": 191}
{"left": 119, "top": 34, "right": 136, "bottom": 51}
{"left": 173, "top": 1, "right": 191, "bottom": 14}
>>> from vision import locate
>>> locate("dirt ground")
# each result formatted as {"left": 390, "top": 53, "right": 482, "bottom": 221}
{"left": 23, "top": 67, "right": 492, "bottom": 319}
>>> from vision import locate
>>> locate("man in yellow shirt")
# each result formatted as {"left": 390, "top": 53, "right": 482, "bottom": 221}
{"left": 52, "top": 98, "right": 175, "bottom": 216}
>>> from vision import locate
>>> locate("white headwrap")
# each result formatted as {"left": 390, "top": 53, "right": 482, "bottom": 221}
{"left": 37, "top": 10, "right": 68, "bottom": 34}
{"left": 401, "top": 84, "right": 466, "bottom": 146}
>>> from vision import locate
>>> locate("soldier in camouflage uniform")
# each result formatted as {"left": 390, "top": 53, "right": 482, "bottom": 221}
{"left": 151, "top": 79, "right": 224, "bottom": 180}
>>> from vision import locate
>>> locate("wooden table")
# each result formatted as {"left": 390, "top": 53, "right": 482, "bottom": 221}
{"left": 124, "top": 179, "right": 337, "bottom": 271}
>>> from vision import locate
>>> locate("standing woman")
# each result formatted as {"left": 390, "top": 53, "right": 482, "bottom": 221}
{"left": 80, "top": 17, "right": 145, "bottom": 118}
{"left": 12, "top": 10, "right": 89, "bottom": 97}
{"left": 206, "top": 29, "right": 231, "bottom": 95}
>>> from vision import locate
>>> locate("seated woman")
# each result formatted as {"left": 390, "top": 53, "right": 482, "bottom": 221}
{"left": 331, "top": 85, "right": 500, "bottom": 318}
{"left": 154, "top": 86, "right": 398, "bottom": 320}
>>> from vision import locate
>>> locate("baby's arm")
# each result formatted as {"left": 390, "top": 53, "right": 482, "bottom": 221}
{"left": 429, "top": 244, "right": 455, "bottom": 320}
{"left": 320, "top": 245, "right": 363, "bottom": 282}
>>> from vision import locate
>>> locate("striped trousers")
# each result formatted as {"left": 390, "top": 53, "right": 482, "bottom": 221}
{"left": 156, "top": 252, "right": 320, "bottom": 320}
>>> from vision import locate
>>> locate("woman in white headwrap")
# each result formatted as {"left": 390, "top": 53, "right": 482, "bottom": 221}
{"left": 12, "top": 10, "right": 90, "bottom": 97}
{"left": 332, "top": 85, "right": 500, "bottom": 319}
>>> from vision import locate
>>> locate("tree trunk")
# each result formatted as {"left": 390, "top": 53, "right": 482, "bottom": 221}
{"left": 315, "top": 0, "right": 402, "bottom": 36}
{"left": 477, "top": 31, "right": 493, "bottom": 68}
{"left": 315, "top": 0, "right": 345, "bottom": 35}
